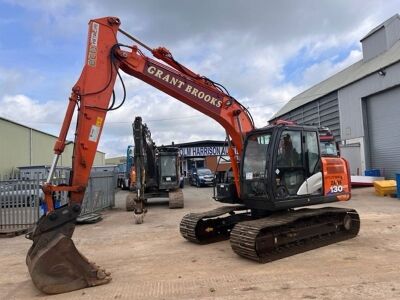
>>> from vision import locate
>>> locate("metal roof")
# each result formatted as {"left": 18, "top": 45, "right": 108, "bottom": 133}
{"left": 360, "top": 13, "right": 399, "bottom": 41}
{"left": 271, "top": 38, "right": 400, "bottom": 120}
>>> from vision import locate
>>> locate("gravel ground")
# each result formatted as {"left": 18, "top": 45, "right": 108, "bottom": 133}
{"left": 1, "top": 186, "right": 400, "bottom": 299}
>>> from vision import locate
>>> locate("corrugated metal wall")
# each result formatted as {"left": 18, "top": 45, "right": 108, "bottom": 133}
{"left": 277, "top": 92, "right": 341, "bottom": 140}
{"left": 0, "top": 119, "right": 30, "bottom": 174}
{"left": 0, "top": 118, "right": 105, "bottom": 175}
{"left": 31, "top": 130, "right": 59, "bottom": 166}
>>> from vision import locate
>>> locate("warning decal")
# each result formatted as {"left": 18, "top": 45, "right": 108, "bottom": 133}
{"left": 89, "top": 125, "right": 100, "bottom": 142}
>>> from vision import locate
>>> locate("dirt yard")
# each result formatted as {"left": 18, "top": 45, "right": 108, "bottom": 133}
{"left": 1, "top": 186, "right": 400, "bottom": 299}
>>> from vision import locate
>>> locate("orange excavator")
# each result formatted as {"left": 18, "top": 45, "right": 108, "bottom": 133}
{"left": 26, "top": 17, "right": 360, "bottom": 294}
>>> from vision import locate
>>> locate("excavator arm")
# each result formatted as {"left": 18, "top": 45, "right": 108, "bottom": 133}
{"left": 117, "top": 42, "right": 255, "bottom": 195}
{"left": 27, "top": 16, "right": 254, "bottom": 294}
{"left": 131, "top": 116, "right": 157, "bottom": 223}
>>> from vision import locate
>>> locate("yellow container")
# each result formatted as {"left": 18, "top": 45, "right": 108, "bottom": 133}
{"left": 373, "top": 180, "right": 397, "bottom": 196}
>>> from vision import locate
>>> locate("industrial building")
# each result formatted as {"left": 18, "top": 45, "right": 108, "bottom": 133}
{"left": 271, "top": 14, "right": 400, "bottom": 178}
{"left": 105, "top": 156, "right": 127, "bottom": 166}
{"left": 171, "top": 140, "right": 230, "bottom": 178}
{"left": 105, "top": 140, "right": 231, "bottom": 180}
{"left": 0, "top": 116, "right": 105, "bottom": 176}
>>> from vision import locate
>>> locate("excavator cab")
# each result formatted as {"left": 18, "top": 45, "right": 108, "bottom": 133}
{"left": 217, "top": 124, "right": 350, "bottom": 211}
{"left": 157, "top": 147, "right": 180, "bottom": 190}
{"left": 241, "top": 125, "right": 317, "bottom": 208}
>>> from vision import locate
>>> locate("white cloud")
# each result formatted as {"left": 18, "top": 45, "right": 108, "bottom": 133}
{"left": 301, "top": 49, "right": 363, "bottom": 87}
{"left": 1, "top": 0, "right": 399, "bottom": 158}
{"left": 101, "top": 87, "right": 226, "bottom": 157}
{"left": 0, "top": 94, "right": 68, "bottom": 134}
{"left": 0, "top": 92, "right": 225, "bottom": 157}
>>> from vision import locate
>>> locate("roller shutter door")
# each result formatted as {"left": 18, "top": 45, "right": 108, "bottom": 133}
{"left": 367, "top": 87, "right": 400, "bottom": 179}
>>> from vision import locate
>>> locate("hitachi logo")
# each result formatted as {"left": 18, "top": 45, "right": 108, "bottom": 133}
{"left": 147, "top": 65, "right": 222, "bottom": 108}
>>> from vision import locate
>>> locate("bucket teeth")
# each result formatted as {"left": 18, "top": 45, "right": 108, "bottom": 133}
{"left": 26, "top": 207, "right": 111, "bottom": 294}
{"left": 27, "top": 232, "right": 111, "bottom": 294}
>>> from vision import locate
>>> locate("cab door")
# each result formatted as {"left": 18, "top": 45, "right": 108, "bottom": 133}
{"left": 301, "top": 131, "right": 322, "bottom": 195}
{"left": 241, "top": 132, "right": 272, "bottom": 200}
{"left": 272, "top": 129, "right": 322, "bottom": 199}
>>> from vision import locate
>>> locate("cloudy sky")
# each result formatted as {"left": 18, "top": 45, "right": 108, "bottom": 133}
{"left": 0, "top": 0, "right": 398, "bottom": 157}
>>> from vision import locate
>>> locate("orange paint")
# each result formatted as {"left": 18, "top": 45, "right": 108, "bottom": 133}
{"left": 321, "top": 157, "right": 351, "bottom": 201}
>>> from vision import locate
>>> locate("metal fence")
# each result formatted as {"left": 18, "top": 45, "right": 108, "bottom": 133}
{"left": 80, "top": 172, "right": 115, "bottom": 215}
{"left": 0, "top": 170, "right": 115, "bottom": 233}
{"left": 0, "top": 176, "right": 42, "bottom": 231}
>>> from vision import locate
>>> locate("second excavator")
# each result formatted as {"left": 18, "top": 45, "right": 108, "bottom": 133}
{"left": 26, "top": 17, "right": 360, "bottom": 294}
{"left": 125, "top": 116, "right": 184, "bottom": 224}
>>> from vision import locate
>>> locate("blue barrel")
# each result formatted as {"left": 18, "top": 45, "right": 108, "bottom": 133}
{"left": 55, "top": 199, "right": 62, "bottom": 208}
{"left": 40, "top": 202, "right": 47, "bottom": 216}
{"left": 397, "top": 173, "right": 400, "bottom": 198}
{"left": 40, "top": 200, "right": 61, "bottom": 216}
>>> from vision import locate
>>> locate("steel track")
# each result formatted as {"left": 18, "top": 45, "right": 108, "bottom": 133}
{"left": 230, "top": 207, "right": 360, "bottom": 263}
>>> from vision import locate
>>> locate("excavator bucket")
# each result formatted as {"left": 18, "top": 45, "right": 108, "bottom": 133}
{"left": 26, "top": 205, "right": 111, "bottom": 294}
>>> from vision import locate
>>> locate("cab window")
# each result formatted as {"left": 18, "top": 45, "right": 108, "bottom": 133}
{"left": 276, "top": 131, "right": 302, "bottom": 167}
{"left": 160, "top": 156, "right": 177, "bottom": 177}
{"left": 243, "top": 133, "right": 271, "bottom": 179}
